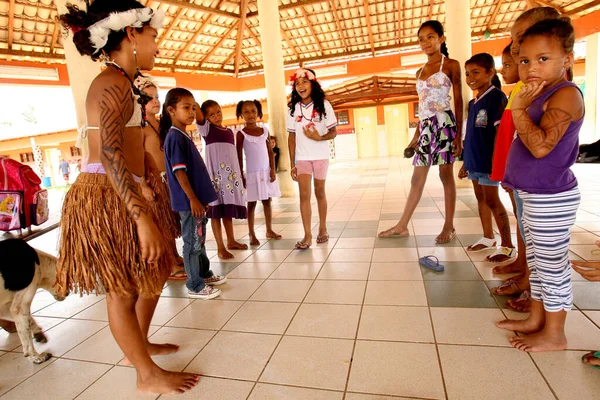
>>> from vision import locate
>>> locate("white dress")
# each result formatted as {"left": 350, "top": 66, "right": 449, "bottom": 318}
{"left": 240, "top": 126, "right": 281, "bottom": 202}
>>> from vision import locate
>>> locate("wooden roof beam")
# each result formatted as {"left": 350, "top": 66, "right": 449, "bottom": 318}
{"left": 329, "top": 0, "right": 349, "bottom": 52}
{"left": 397, "top": 0, "right": 402, "bottom": 45}
{"left": 158, "top": 0, "right": 239, "bottom": 19}
{"left": 8, "top": 0, "right": 15, "bottom": 49}
{"left": 233, "top": 0, "right": 248, "bottom": 77}
{"left": 50, "top": 21, "right": 60, "bottom": 54}
{"left": 197, "top": 23, "right": 238, "bottom": 66}
{"left": 172, "top": 16, "right": 212, "bottom": 68}
{"left": 486, "top": 0, "right": 504, "bottom": 32}
{"left": 428, "top": 1, "right": 434, "bottom": 19}
{"left": 247, "top": 0, "right": 327, "bottom": 17}
{"left": 566, "top": 0, "right": 600, "bottom": 16}
{"left": 300, "top": 7, "right": 324, "bottom": 55}
{"left": 158, "top": 8, "right": 185, "bottom": 48}
{"left": 535, "top": 0, "right": 564, "bottom": 13}
{"left": 281, "top": 28, "right": 302, "bottom": 60}
{"left": 363, "top": 0, "right": 375, "bottom": 56}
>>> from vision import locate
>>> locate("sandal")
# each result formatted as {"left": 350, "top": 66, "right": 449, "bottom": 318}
{"left": 485, "top": 247, "right": 517, "bottom": 265}
{"left": 436, "top": 229, "right": 456, "bottom": 244}
{"left": 169, "top": 269, "right": 187, "bottom": 280}
{"left": 316, "top": 234, "right": 329, "bottom": 244}
{"left": 582, "top": 351, "right": 600, "bottom": 370}
{"left": 467, "top": 237, "right": 496, "bottom": 252}
{"left": 419, "top": 255, "right": 445, "bottom": 272}
{"left": 492, "top": 278, "right": 523, "bottom": 296}
{"left": 505, "top": 290, "right": 531, "bottom": 313}
{"left": 378, "top": 227, "right": 409, "bottom": 238}
{"left": 294, "top": 241, "right": 311, "bottom": 250}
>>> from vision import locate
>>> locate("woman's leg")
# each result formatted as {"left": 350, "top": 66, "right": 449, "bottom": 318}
{"left": 379, "top": 166, "right": 430, "bottom": 237}
{"left": 224, "top": 218, "right": 248, "bottom": 250}
{"left": 247, "top": 201, "right": 259, "bottom": 246}
{"left": 298, "top": 174, "right": 313, "bottom": 245}
{"left": 437, "top": 164, "right": 456, "bottom": 242}
{"left": 263, "top": 198, "right": 282, "bottom": 239}
{"left": 212, "top": 218, "right": 233, "bottom": 259}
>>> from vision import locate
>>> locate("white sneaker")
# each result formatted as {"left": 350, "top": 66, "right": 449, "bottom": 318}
{"left": 188, "top": 286, "right": 221, "bottom": 300}
{"left": 204, "top": 275, "right": 227, "bottom": 286}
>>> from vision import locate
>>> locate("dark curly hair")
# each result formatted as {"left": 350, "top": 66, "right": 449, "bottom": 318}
{"left": 288, "top": 68, "right": 327, "bottom": 118}
{"left": 236, "top": 100, "right": 263, "bottom": 120}
{"left": 58, "top": 0, "right": 147, "bottom": 61}
{"left": 200, "top": 100, "right": 220, "bottom": 116}
{"left": 465, "top": 53, "right": 502, "bottom": 90}
{"left": 418, "top": 20, "right": 449, "bottom": 57}
{"left": 503, "top": 43, "right": 512, "bottom": 55}
{"left": 158, "top": 88, "right": 194, "bottom": 149}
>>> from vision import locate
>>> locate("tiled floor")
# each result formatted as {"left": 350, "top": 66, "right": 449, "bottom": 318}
{"left": 2, "top": 157, "right": 600, "bottom": 399}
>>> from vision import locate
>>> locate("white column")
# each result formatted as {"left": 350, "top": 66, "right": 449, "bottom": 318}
{"left": 54, "top": 0, "right": 102, "bottom": 167}
{"left": 583, "top": 33, "right": 600, "bottom": 144}
{"left": 30, "top": 137, "right": 45, "bottom": 178}
{"left": 256, "top": 0, "right": 294, "bottom": 197}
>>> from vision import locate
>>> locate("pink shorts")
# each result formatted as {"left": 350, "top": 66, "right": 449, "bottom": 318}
{"left": 296, "top": 160, "right": 329, "bottom": 180}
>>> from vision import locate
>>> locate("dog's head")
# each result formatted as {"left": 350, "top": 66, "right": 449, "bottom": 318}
{"left": 36, "top": 250, "right": 67, "bottom": 301}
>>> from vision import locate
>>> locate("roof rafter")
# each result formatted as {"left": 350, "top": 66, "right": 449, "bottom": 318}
{"left": 300, "top": 7, "right": 324, "bottom": 55}
{"left": 280, "top": 28, "right": 302, "bottom": 60}
{"left": 197, "top": 23, "right": 238, "bottom": 66}
{"left": 428, "top": 1, "right": 434, "bottom": 19}
{"left": 247, "top": 0, "right": 327, "bottom": 17}
{"left": 50, "top": 20, "right": 60, "bottom": 53}
{"left": 486, "top": 0, "right": 504, "bottom": 32}
{"left": 535, "top": 0, "right": 564, "bottom": 13}
{"left": 330, "top": 0, "right": 349, "bottom": 52}
{"left": 8, "top": 0, "right": 15, "bottom": 49}
{"left": 397, "top": 0, "right": 402, "bottom": 45}
{"left": 172, "top": 16, "right": 213, "bottom": 69}
{"left": 362, "top": 0, "right": 375, "bottom": 56}
{"left": 565, "top": 0, "right": 600, "bottom": 16}
{"left": 158, "top": 8, "right": 185, "bottom": 48}
{"left": 158, "top": 0, "right": 239, "bottom": 19}
{"left": 233, "top": 0, "right": 248, "bottom": 77}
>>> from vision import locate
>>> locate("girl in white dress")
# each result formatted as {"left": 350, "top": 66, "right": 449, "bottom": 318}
{"left": 236, "top": 100, "right": 282, "bottom": 246}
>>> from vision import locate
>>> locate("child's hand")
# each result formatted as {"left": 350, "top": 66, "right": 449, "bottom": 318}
{"left": 190, "top": 198, "right": 206, "bottom": 218}
{"left": 572, "top": 261, "right": 600, "bottom": 281}
{"left": 512, "top": 81, "right": 546, "bottom": 110}
{"left": 270, "top": 169, "right": 276, "bottom": 183}
{"left": 452, "top": 136, "right": 462, "bottom": 157}
{"left": 303, "top": 125, "right": 322, "bottom": 142}
{"left": 458, "top": 166, "right": 468, "bottom": 179}
{"left": 141, "top": 185, "right": 155, "bottom": 202}
{"left": 291, "top": 166, "right": 298, "bottom": 182}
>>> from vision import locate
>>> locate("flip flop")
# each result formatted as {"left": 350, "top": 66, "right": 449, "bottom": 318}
{"left": 505, "top": 290, "right": 531, "bottom": 313}
{"left": 169, "top": 269, "right": 187, "bottom": 280}
{"left": 486, "top": 247, "right": 517, "bottom": 265}
{"left": 419, "top": 255, "right": 445, "bottom": 272}
{"left": 295, "top": 241, "right": 311, "bottom": 250}
{"left": 378, "top": 227, "right": 409, "bottom": 238}
{"left": 467, "top": 237, "right": 496, "bottom": 252}
{"left": 582, "top": 351, "right": 600, "bottom": 370}
{"left": 436, "top": 229, "right": 456, "bottom": 244}
{"left": 316, "top": 234, "right": 329, "bottom": 244}
{"left": 491, "top": 278, "right": 522, "bottom": 296}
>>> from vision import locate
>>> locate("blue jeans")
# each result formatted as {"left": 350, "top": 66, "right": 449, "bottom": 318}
{"left": 513, "top": 190, "right": 525, "bottom": 242}
{"left": 179, "top": 212, "right": 213, "bottom": 292}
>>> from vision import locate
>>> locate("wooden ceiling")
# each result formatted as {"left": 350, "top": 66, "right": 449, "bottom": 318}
{"left": 0, "top": 0, "right": 599, "bottom": 76}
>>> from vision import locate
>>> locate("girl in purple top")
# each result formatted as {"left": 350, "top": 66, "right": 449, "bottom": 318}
{"left": 195, "top": 100, "right": 248, "bottom": 260}
{"left": 496, "top": 18, "right": 584, "bottom": 353}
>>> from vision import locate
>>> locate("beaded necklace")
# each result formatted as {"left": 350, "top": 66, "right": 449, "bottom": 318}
{"left": 105, "top": 61, "right": 153, "bottom": 127}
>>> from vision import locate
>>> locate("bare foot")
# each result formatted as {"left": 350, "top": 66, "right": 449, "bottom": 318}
{"left": 496, "top": 317, "right": 543, "bottom": 334}
{"left": 266, "top": 230, "right": 282, "bottom": 240}
{"left": 492, "top": 277, "right": 529, "bottom": 296}
{"left": 123, "top": 343, "right": 180, "bottom": 365}
{"left": 378, "top": 226, "right": 409, "bottom": 238}
{"left": 509, "top": 329, "right": 567, "bottom": 352}
{"left": 493, "top": 260, "right": 526, "bottom": 274}
{"left": 227, "top": 240, "right": 248, "bottom": 250}
{"left": 137, "top": 369, "right": 199, "bottom": 395}
{"left": 218, "top": 248, "right": 234, "bottom": 259}
{"left": 582, "top": 351, "right": 600, "bottom": 367}
{"left": 436, "top": 228, "right": 456, "bottom": 244}
{"left": 249, "top": 234, "right": 260, "bottom": 246}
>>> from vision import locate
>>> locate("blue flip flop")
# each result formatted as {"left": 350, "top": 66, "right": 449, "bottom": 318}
{"left": 582, "top": 351, "right": 600, "bottom": 370}
{"left": 419, "top": 255, "right": 445, "bottom": 272}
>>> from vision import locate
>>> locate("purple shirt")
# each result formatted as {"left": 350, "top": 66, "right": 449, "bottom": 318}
{"left": 503, "top": 81, "right": 583, "bottom": 194}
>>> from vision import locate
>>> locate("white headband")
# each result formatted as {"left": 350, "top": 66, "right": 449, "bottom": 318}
{"left": 88, "top": 8, "right": 165, "bottom": 54}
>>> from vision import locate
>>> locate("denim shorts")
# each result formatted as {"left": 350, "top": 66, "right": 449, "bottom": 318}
{"left": 468, "top": 171, "right": 499, "bottom": 187}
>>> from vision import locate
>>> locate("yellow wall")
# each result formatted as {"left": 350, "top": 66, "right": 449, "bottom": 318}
{"left": 354, "top": 107, "right": 379, "bottom": 158}
{"left": 384, "top": 104, "right": 410, "bottom": 156}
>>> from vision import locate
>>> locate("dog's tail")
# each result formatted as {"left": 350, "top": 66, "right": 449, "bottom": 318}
{"left": 0, "top": 239, "right": 39, "bottom": 291}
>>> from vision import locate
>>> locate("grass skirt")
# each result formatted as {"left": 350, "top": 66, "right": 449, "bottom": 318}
{"left": 148, "top": 177, "right": 181, "bottom": 240}
{"left": 56, "top": 173, "right": 174, "bottom": 298}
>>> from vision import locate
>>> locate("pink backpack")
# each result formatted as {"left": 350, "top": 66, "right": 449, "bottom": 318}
{"left": 0, "top": 156, "right": 49, "bottom": 232}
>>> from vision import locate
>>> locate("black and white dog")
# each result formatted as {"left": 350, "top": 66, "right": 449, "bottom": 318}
{"left": 0, "top": 239, "right": 66, "bottom": 364}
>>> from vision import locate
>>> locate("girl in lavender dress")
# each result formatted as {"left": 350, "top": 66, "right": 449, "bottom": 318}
{"left": 195, "top": 100, "right": 248, "bottom": 259}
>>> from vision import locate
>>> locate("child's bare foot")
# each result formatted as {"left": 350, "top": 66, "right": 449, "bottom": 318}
{"left": 218, "top": 248, "right": 234, "bottom": 259}
{"left": 123, "top": 343, "right": 180, "bottom": 365}
{"left": 496, "top": 317, "right": 543, "bottom": 334}
{"left": 493, "top": 259, "right": 527, "bottom": 274}
{"left": 137, "top": 368, "right": 199, "bottom": 394}
{"left": 266, "top": 230, "right": 282, "bottom": 240}
{"left": 249, "top": 234, "right": 260, "bottom": 246}
{"left": 227, "top": 240, "right": 248, "bottom": 250}
{"left": 582, "top": 351, "right": 600, "bottom": 367}
{"left": 509, "top": 329, "right": 567, "bottom": 352}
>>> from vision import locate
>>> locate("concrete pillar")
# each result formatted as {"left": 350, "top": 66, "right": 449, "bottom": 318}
{"left": 256, "top": 0, "right": 294, "bottom": 197}
{"left": 583, "top": 33, "right": 600, "bottom": 144}
{"left": 54, "top": 0, "right": 102, "bottom": 168}
{"left": 30, "top": 137, "right": 44, "bottom": 178}
{"left": 445, "top": 0, "right": 472, "bottom": 188}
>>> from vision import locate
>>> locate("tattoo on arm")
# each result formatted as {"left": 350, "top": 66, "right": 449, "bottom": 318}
{"left": 512, "top": 108, "right": 573, "bottom": 158}
{"left": 99, "top": 83, "right": 148, "bottom": 220}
